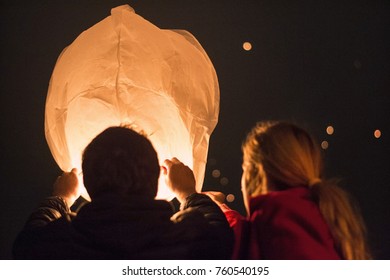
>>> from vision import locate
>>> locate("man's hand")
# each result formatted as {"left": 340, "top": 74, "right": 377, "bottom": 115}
{"left": 162, "top": 158, "right": 196, "bottom": 204}
{"left": 53, "top": 168, "right": 81, "bottom": 207}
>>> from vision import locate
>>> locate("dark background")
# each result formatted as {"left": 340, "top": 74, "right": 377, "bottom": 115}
{"left": 1, "top": 0, "right": 389, "bottom": 259}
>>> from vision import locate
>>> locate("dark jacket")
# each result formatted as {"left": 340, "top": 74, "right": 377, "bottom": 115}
{"left": 13, "top": 193, "right": 233, "bottom": 259}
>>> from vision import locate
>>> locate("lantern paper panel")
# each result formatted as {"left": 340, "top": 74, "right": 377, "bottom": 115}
{"left": 44, "top": 5, "right": 219, "bottom": 200}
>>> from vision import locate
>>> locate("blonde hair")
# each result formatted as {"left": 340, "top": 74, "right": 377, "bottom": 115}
{"left": 242, "top": 121, "right": 371, "bottom": 259}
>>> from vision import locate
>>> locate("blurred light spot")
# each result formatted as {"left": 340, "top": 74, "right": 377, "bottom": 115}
{"left": 326, "top": 125, "right": 334, "bottom": 135}
{"left": 354, "top": 59, "right": 362, "bottom": 69}
{"left": 243, "top": 42, "right": 252, "bottom": 51}
{"left": 321, "top": 140, "right": 329, "bottom": 150}
{"left": 212, "top": 169, "right": 221, "bottom": 178}
{"left": 220, "top": 177, "right": 229, "bottom": 186}
{"left": 374, "top": 129, "right": 381, "bottom": 139}
{"left": 226, "top": 194, "right": 235, "bottom": 203}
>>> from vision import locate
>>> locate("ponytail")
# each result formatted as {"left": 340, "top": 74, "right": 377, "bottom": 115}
{"left": 311, "top": 180, "right": 371, "bottom": 259}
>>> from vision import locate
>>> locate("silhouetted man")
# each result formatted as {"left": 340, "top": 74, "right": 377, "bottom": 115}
{"left": 13, "top": 127, "right": 233, "bottom": 259}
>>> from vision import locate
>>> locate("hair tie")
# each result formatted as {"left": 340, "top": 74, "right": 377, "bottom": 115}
{"left": 308, "top": 178, "right": 322, "bottom": 187}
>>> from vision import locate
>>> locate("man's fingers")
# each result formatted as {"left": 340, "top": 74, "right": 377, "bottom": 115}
{"left": 163, "top": 159, "right": 173, "bottom": 169}
{"left": 161, "top": 166, "right": 168, "bottom": 175}
{"left": 171, "top": 157, "right": 180, "bottom": 163}
{"left": 163, "top": 158, "right": 184, "bottom": 170}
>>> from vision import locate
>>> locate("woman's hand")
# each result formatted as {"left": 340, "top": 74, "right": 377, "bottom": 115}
{"left": 203, "top": 191, "right": 226, "bottom": 205}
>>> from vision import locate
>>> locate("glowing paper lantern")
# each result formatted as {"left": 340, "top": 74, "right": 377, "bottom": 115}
{"left": 45, "top": 5, "right": 219, "bottom": 200}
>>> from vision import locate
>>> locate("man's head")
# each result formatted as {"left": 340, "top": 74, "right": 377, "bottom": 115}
{"left": 82, "top": 127, "right": 160, "bottom": 199}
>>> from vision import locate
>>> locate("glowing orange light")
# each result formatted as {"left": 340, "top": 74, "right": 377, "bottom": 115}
{"left": 321, "top": 141, "right": 329, "bottom": 150}
{"left": 326, "top": 125, "right": 334, "bottom": 135}
{"left": 243, "top": 42, "right": 252, "bottom": 51}
{"left": 226, "top": 194, "right": 235, "bottom": 203}
{"left": 374, "top": 129, "right": 381, "bottom": 139}
{"left": 220, "top": 177, "right": 229, "bottom": 186}
{"left": 212, "top": 169, "right": 221, "bottom": 178}
{"left": 44, "top": 5, "right": 219, "bottom": 200}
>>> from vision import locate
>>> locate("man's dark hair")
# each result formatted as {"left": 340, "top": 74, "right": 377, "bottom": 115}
{"left": 82, "top": 127, "right": 160, "bottom": 199}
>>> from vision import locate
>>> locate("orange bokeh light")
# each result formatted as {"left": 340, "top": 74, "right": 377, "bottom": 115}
{"left": 374, "top": 129, "right": 381, "bottom": 139}
{"left": 326, "top": 125, "right": 334, "bottom": 135}
{"left": 226, "top": 194, "right": 235, "bottom": 203}
{"left": 243, "top": 42, "right": 252, "bottom": 51}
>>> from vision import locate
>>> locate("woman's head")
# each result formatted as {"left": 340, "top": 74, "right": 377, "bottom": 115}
{"left": 241, "top": 121, "right": 323, "bottom": 197}
{"left": 241, "top": 121, "right": 371, "bottom": 259}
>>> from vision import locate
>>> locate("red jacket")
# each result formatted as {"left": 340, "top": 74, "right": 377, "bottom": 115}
{"left": 222, "top": 187, "right": 341, "bottom": 259}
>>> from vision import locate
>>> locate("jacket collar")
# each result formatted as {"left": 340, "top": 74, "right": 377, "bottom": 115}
{"left": 249, "top": 186, "right": 310, "bottom": 214}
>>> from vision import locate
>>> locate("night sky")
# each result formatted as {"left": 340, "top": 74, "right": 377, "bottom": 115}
{"left": 1, "top": 0, "right": 389, "bottom": 259}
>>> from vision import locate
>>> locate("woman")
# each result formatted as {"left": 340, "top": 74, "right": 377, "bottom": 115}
{"left": 218, "top": 121, "right": 371, "bottom": 259}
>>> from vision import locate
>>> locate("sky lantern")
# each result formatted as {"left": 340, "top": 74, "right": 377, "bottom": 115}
{"left": 44, "top": 5, "right": 220, "bottom": 200}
